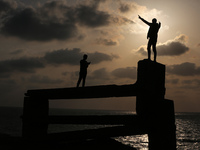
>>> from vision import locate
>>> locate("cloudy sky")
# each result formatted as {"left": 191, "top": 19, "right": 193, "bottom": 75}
{"left": 0, "top": 0, "right": 200, "bottom": 112}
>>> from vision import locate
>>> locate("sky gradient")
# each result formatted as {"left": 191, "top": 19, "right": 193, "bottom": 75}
{"left": 0, "top": 0, "right": 200, "bottom": 112}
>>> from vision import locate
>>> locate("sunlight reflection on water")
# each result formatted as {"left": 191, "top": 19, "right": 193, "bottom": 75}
{"left": 114, "top": 113, "right": 200, "bottom": 150}
{"left": 115, "top": 134, "right": 149, "bottom": 150}
{"left": 176, "top": 113, "right": 200, "bottom": 150}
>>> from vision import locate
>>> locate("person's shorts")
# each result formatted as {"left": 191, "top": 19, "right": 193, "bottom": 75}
{"left": 148, "top": 38, "right": 157, "bottom": 45}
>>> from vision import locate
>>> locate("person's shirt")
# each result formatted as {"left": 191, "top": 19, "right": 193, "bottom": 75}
{"left": 80, "top": 59, "right": 89, "bottom": 73}
{"left": 147, "top": 23, "right": 161, "bottom": 39}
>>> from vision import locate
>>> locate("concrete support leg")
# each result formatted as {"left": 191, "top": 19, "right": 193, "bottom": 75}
{"left": 22, "top": 97, "right": 49, "bottom": 140}
{"left": 148, "top": 99, "right": 176, "bottom": 150}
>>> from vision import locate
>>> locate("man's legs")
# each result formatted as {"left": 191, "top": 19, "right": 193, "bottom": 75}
{"left": 148, "top": 38, "right": 157, "bottom": 61}
{"left": 77, "top": 74, "right": 82, "bottom": 87}
{"left": 153, "top": 44, "right": 157, "bottom": 62}
{"left": 147, "top": 40, "right": 151, "bottom": 60}
{"left": 82, "top": 74, "right": 87, "bottom": 87}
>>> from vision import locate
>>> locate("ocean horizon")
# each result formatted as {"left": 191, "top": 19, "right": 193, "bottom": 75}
{"left": 0, "top": 106, "right": 200, "bottom": 149}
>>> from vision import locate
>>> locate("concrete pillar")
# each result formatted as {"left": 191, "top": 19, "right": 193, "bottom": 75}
{"left": 22, "top": 97, "right": 49, "bottom": 140}
{"left": 148, "top": 99, "right": 176, "bottom": 150}
{"left": 136, "top": 59, "right": 166, "bottom": 116}
{"left": 135, "top": 59, "right": 176, "bottom": 150}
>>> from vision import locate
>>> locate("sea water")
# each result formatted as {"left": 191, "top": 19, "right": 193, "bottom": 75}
{"left": 0, "top": 107, "right": 200, "bottom": 149}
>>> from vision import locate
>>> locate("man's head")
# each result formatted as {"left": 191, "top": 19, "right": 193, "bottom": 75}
{"left": 152, "top": 18, "right": 157, "bottom": 23}
{"left": 83, "top": 54, "right": 88, "bottom": 60}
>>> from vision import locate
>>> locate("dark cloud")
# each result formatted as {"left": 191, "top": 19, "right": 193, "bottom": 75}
{"left": 0, "top": 48, "right": 118, "bottom": 76}
{"left": 0, "top": 0, "right": 133, "bottom": 41}
{"left": 0, "top": 0, "right": 16, "bottom": 15}
{"left": 0, "top": 1, "right": 83, "bottom": 41}
{"left": 75, "top": 1, "right": 133, "bottom": 27}
{"left": 157, "top": 41, "right": 189, "bottom": 56}
{"left": 138, "top": 41, "right": 189, "bottom": 56}
{"left": 109, "top": 16, "right": 134, "bottom": 25}
{"left": 182, "top": 80, "right": 195, "bottom": 85}
{"left": 137, "top": 47, "right": 147, "bottom": 56}
{"left": 1, "top": 7, "right": 79, "bottom": 41}
{"left": 9, "top": 49, "right": 24, "bottom": 55}
{"left": 167, "top": 62, "right": 200, "bottom": 76}
{"left": 87, "top": 66, "right": 137, "bottom": 83}
{"left": 166, "top": 78, "right": 200, "bottom": 89}
{"left": 0, "top": 57, "right": 44, "bottom": 74}
{"left": 137, "top": 34, "right": 189, "bottom": 56}
{"left": 118, "top": 1, "right": 139, "bottom": 14}
{"left": 111, "top": 67, "right": 137, "bottom": 79}
{"left": 89, "top": 0, "right": 107, "bottom": 6}
{"left": 44, "top": 48, "right": 119, "bottom": 65}
{"left": 95, "top": 38, "right": 118, "bottom": 46}
{"left": 166, "top": 79, "right": 179, "bottom": 85}
{"left": 27, "top": 75, "right": 63, "bottom": 84}
{"left": 119, "top": 3, "right": 131, "bottom": 13}
{"left": 182, "top": 79, "right": 200, "bottom": 86}
{"left": 75, "top": 4, "right": 110, "bottom": 27}
{"left": 62, "top": 72, "right": 69, "bottom": 76}
{"left": 44, "top": 48, "right": 82, "bottom": 65}
{"left": 179, "top": 79, "right": 200, "bottom": 89}
{"left": 89, "top": 52, "right": 119, "bottom": 64}
{"left": 88, "top": 68, "right": 110, "bottom": 80}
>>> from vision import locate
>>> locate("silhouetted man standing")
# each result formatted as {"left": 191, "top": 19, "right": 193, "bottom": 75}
{"left": 139, "top": 15, "right": 161, "bottom": 62}
{"left": 77, "top": 54, "right": 91, "bottom": 87}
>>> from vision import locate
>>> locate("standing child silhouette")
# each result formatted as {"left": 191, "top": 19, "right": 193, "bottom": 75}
{"left": 138, "top": 15, "right": 161, "bottom": 62}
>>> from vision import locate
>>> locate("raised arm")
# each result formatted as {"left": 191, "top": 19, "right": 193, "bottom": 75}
{"left": 138, "top": 15, "right": 151, "bottom": 26}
